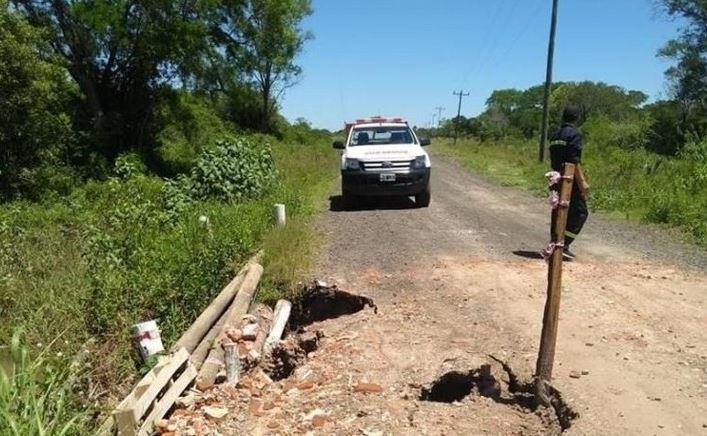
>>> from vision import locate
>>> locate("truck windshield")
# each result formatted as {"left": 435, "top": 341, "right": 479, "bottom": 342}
{"left": 349, "top": 126, "right": 415, "bottom": 146}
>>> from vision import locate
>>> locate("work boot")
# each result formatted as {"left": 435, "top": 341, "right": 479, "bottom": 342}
{"left": 563, "top": 247, "right": 576, "bottom": 261}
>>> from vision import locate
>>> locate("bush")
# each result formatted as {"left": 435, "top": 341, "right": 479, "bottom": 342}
{"left": 164, "top": 136, "right": 277, "bottom": 209}
{"left": 583, "top": 114, "right": 650, "bottom": 150}
{"left": 154, "top": 92, "right": 234, "bottom": 175}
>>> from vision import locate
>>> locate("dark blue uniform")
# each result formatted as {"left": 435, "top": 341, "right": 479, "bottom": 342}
{"left": 549, "top": 122, "right": 588, "bottom": 247}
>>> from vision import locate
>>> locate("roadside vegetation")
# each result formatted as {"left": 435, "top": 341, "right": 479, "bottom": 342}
{"left": 0, "top": 0, "right": 340, "bottom": 433}
{"left": 425, "top": 1, "right": 707, "bottom": 247}
{"left": 0, "top": 127, "right": 337, "bottom": 433}
{"left": 433, "top": 136, "right": 706, "bottom": 246}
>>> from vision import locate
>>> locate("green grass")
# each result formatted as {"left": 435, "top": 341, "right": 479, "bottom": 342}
{"left": 0, "top": 331, "right": 85, "bottom": 435}
{"left": 432, "top": 136, "right": 707, "bottom": 246}
{"left": 0, "top": 133, "right": 338, "bottom": 432}
{"left": 259, "top": 137, "right": 340, "bottom": 303}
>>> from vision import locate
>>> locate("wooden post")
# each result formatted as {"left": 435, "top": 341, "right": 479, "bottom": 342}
{"left": 223, "top": 343, "right": 239, "bottom": 385}
{"left": 535, "top": 162, "right": 574, "bottom": 405}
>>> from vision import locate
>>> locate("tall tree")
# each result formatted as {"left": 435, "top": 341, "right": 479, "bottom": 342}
{"left": 212, "top": 0, "right": 312, "bottom": 131}
{"left": 659, "top": 0, "right": 707, "bottom": 115}
{"left": 12, "top": 0, "right": 212, "bottom": 156}
{"left": 0, "top": 0, "right": 76, "bottom": 200}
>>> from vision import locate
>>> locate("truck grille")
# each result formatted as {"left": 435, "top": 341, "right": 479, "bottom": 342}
{"left": 361, "top": 159, "right": 412, "bottom": 173}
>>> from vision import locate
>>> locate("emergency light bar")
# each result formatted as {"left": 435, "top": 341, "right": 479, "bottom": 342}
{"left": 348, "top": 116, "right": 407, "bottom": 126}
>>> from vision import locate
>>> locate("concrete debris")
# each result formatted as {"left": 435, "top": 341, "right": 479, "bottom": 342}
{"left": 175, "top": 393, "right": 197, "bottom": 409}
{"left": 242, "top": 323, "right": 259, "bottom": 340}
{"left": 226, "top": 328, "right": 243, "bottom": 342}
{"left": 203, "top": 406, "right": 229, "bottom": 422}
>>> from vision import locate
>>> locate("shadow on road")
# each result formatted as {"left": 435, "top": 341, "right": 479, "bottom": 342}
{"left": 329, "top": 195, "right": 418, "bottom": 212}
{"left": 512, "top": 250, "right": 544, "bottom": 260}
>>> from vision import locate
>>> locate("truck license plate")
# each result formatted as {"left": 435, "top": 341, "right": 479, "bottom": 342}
{"left": 380, "top": 173, "right": 396, "bottom": 182}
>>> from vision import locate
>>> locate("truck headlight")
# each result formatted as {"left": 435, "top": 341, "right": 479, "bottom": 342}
{"left": 344, "top": 158, "right": 361, "bottom": 170}
{"left": 411, "top": 155, "right": 426, "bottom": 169}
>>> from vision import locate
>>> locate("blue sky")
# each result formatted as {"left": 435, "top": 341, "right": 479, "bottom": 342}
{"left": 279, "top": 0, "right": 683, "bottom": 131}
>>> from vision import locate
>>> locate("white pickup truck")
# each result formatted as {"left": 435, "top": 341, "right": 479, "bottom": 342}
{"left": 333, "top": 116, "right": 432, "bottom": 207}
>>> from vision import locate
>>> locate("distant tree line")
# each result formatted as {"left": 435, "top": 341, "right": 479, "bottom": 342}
{"left": 0, "top": 0, "right": 312, "bottom": 200}
{"left": 426, "top": 0, "right": 707, "bottom": 158}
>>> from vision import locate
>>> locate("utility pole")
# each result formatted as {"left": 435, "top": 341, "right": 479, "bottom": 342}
{"left": 539, "top": 0, "right": 559, "bottom": 162}
{"left": 453, "top": 90, "right": 470, "bottom": 144}
{"left": 434, "top": 106, "right": 445, "bottom": 127}
{"left": 431, "top": 113, "right": 437, "bottom": 128}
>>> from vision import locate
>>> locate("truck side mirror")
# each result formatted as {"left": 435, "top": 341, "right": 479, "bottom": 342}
{"left": 419, "top": 137, "right": 431, "bottom": 146}
{"left": 332, "top": 140, "right": 345, "bottom": 149}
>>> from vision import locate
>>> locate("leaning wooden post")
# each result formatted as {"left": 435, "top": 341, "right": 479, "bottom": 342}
{"left": 535, "top": 162, "right": 575, "bottom": 405}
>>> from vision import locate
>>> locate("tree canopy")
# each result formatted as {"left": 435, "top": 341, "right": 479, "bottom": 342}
{"left": 1, "top": 0, "right": 312, "bottom": 199}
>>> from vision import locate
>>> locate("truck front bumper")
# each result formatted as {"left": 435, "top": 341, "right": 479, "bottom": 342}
{"left": 341, "top": 168, "right": 430, "bottom": 196}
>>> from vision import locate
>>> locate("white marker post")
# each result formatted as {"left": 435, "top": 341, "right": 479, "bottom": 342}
{"left": 274, "top": 203, "right": 286, "bottom": 227}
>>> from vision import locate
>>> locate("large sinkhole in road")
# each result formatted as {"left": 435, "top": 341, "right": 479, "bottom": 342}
{"left": 419, "top": 362, "right": 579, "bottom": 432}
{"left": 288, "top": 282, "right": 377, "bottom": 331}
{"left": 266, "top": 282, "right": 376, "bottom": 380}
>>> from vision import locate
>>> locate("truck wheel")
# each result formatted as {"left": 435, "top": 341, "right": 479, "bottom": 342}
{"left": 342, "top": 190, "right": 356, "bottom": 208}
{"left": 415, "top": 187, "right": 431, "bottom": 208}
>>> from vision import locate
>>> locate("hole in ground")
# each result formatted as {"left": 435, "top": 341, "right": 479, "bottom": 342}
{"left": 288, "top": 282, "right": 377, "bottom": 331}
{"left": 420, "top": 365, "right": 501, "bottom": 403}
{"left": 266, "top": 330, "right": 323, "bottom": 380}
{"left": 265, "top": 282, "right": 376, "bottom": 381}
{"left": 419, "top": 361, "right": 578, "bottom": 432}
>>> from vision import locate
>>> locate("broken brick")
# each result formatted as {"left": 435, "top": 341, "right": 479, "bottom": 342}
{"left": 354, "top": 382, "right": 383, "bottom": 393}
{"left": 312, "top": 415, "right": 327, "bottom": 428}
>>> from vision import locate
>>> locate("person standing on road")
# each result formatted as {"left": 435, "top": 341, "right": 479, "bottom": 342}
{"left": 549, "top": 104, "right": 590, "bottom": 260}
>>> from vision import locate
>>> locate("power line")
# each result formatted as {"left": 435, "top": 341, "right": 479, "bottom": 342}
{"left": 457, "top": 0, "right": 508, "bottom": 88}
{"left": 469, "top": 0, "right": 522, "bottom": 84}
{"left": 476, "top": 0, "right": 546, "bottom": 85}
{"left": 453, "top": 90, "right": 471, "bottom": 144}
{"left": 459, "top": 0, "right": 523, "bottom": 89}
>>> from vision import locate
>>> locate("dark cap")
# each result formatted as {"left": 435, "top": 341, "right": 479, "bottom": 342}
{"left": 562, "top": 104, "right": 581, "bottom": 124}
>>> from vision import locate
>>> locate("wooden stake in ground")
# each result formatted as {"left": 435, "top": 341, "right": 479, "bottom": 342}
{"left": 535, "top": 162, "right": 575, "bottom": 405}
{"left": 223, "top": 343, "right": 239, "bottom": 385}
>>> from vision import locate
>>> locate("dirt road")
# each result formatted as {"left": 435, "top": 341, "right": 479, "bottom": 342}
{"left": 205, "top": 155, "right": 706, "bottom": 435}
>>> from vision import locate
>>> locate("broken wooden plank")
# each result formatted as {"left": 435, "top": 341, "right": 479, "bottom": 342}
{"left": 137, "top": 363, "right": 197, "bottom": 436}
{"left": 191, "top": 304, "right": 230, "bottom": 371}
{"left": 196, "top": 263, "right": 263, "bottom": 390}
{"left": 172, "top": 252, "right": 262, "bottom": 354}
{"left": 113, "top": 348, "right": 189, "bottom": 435}
{"left": 264, "top": 299, "right": 292, "bottom": 355}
